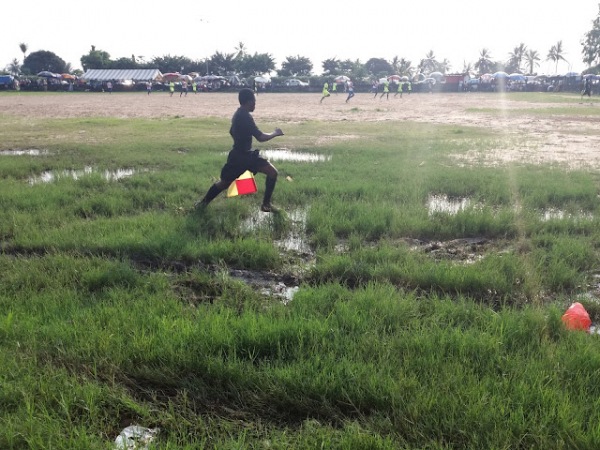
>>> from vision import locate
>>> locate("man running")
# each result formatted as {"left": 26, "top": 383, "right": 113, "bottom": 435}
{"left": 320, "top": 81, "right": 331, "bottom": 104}
{"left": 394, "top": 82, "right": 403, "bottom": 98}
{"left": 380, "top": 79, "right": 390, "bottom": 100}
{"left": 195, "top": 88, "right": 284, "bottom": 213}
{"left": 345, "top": 81, "right": 355, "bottom": 103}
{"left": 582, "top": 78, "right": 592, "bottom": 98}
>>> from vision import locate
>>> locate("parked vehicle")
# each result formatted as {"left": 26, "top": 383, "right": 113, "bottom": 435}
{"left": 466, "top": 78, "right": 480, "bottom": 91}
{"left": 285, "top": 78, "right": 309, "bottom": 87}
{"left": 0, "top": 75, "right": 15, "bottom": 89}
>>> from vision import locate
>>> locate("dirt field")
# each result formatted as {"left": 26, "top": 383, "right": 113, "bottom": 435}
{"left": 2, "top": 91, "right": 599, "bottom": 169}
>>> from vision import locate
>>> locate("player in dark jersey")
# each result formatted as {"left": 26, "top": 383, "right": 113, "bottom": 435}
{"left": 195, "top": 88, "right": 284, "bottom": 212}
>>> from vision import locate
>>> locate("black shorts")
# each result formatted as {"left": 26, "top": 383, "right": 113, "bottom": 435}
{"left": 220, "top": 149, "right": 269, "bottom": 183}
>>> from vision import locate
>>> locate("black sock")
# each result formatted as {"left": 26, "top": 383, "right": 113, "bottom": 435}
{"left": 263, "top": 176, "right": 277, "bottom": 205}
{"left": 202, "top": 183, "right": 224, "bottom": 204}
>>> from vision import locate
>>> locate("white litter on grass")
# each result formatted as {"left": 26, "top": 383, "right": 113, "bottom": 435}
{"left": 114, "top": 425, "right": 158, "bottom": 450}
{"left": 589, "top": 325, "right": 600, "bottom": 335}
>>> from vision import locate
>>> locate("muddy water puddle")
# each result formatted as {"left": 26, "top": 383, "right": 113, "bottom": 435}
{"left": 228, "top": 269, "right": 300, "bottom": 304}
{"left": 427, "top": 195, "right": 595, "bottom": 222}
{"left": 262, "top": 148, "right": 331, "bottom": 162}
{"left": 275, "top": 209, "right": 312, "bottom": 254}
{"left": 540, "top": 208, "right": 594, "bottom": 222}
{"left": 221, "top": 149, "right": 332, "bottom": 163}
{"left": 236, "top": 208, "right": 313, "bottom": 302}
{"left": 421, "top": 237, "right": 489, "bottom": 265}
{"left": 1, "top": 149, "right": 50, "bottom": 156}
{"left": 28, "top": 167, "right": 147, "bottom": 184}
{"left": 428, "top": 194, "right": 472, "bottom": 215}
{"left": 241, "top": 208, "right": 312, "bottom": 255}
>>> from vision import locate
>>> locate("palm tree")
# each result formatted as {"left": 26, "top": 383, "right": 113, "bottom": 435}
{"left": 525, "top": 49, "right": 540, "bottom": 75}
{"left": 391, "top": 56, "right": 413, "bottom": 76}
{"left": 474, "top": 48, "right": 493, "bottom": 75}
{"left": 546, "top": 40, "right": 568, "bottom": 73}
{"left": 397, "top": 58, "right": 413, "bottom": 77}
{"left": 235, "top": 42, "right": 247, "bottom": 59}
{"left": 210, "top": 51, "right": 236, "bottom": 75}
{"left": 507, "top": 43, "right": 527, "bottom": 73}
{"left": 437, "top": 58, "right": 451, "bottom": 74}
{"left": 19, "top": 43, "right": 28, "bottom": 63}
{"left": 419, "top": 50, "right": 438, "bottom": 74}
{"left": 322, "top": 57, "right": 340, "bottom": 75}
{"left": 462, "top": 61, "right": 473, "bottom": 75}
{"left": 391, "top": 55, "right": 400, "bottom": 74}
{"left": 7, "top": 58, "right": 21, "bottom": 75}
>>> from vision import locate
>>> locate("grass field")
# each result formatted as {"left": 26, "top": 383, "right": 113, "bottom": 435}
{"left": 2, "top": 91, "right": 600, "bottom": 449}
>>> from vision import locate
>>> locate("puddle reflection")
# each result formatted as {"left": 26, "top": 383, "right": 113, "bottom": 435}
{"left": 241, "top": 208, "right": 312, "bottom": 254}
{"left": 541, "top": 208, "right": 594, "bottom": 221}
{"left": 1, "top": 149, "right": 49, "bottom": 156}
{"left": 427, "top": 194, "right": 471, "bottom": 215}
{"left": 276, "top": 209, "right": 311, "bottom": 254}
{"left": 28, "top": 167, "right": 145, "bottom": 185}
{"left": 262, "top": 148, "right": 331, "bottom": 162}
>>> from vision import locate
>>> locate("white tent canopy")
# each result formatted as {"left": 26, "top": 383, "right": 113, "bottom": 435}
{"left": 80, "top": 69, "right": 162, "bottom": 81}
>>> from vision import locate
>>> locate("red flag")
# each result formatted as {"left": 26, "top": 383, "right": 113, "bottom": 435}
{"left": 227, "top": 171, "right": 257, "bottom": 197}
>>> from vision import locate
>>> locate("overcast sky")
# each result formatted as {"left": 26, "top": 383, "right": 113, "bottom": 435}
{"left": 1, "top": 1, "right": 598, "bottom": 75}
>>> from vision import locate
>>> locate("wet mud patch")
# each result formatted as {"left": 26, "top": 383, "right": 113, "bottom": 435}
{"left": 172, "top": 275, "right": 221, "bottom": 306}
{"left": 227, "top": 269, "right": 300, "bottom": 304}
{"left": 170, "top": 264, "right": 303, "bottom": 306}
{"left": 449, "top": 127, "right": 600, "bottom": 171}
{"left": 190, "top": 208, "right": 316, "bottom": 304}
{"left": 403, "top": 237, "right": 502, "bottom": 265}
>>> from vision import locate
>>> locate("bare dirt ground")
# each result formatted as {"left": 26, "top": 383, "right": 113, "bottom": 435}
{"left": 2, "top": 91, "right": 599, "bottom": 169}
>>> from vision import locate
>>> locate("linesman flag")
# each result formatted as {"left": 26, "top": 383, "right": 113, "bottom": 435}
{"left": 227, "top": 171, "right": 258, "bottom": 197}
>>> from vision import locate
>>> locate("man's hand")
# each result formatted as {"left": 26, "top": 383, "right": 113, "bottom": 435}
{"left": 258, "top": 128, "right": 285, "bottom": 142}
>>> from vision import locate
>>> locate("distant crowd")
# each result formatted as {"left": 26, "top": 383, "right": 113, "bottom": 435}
{"left": 0, "top": 73, "right": 598, "bottom": 96}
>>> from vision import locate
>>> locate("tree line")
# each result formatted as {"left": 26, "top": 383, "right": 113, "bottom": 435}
{"left": 5, "top": 6, "right": 600, "bottom": 80}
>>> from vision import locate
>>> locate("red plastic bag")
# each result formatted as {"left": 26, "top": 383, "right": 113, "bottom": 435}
{"left": 561, "top": 302, "right": 592, "bottom": 332}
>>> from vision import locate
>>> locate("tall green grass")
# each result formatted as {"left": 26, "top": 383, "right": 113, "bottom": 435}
{"left": 3, "top": 94, "right": 600, "bottom": 448}
{"left": 2, "top": 260, "right": 600, "bottom": 448}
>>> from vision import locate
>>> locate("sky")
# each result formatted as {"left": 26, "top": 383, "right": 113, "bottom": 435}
{"left": 1, "top": 1, "right": 598, "bottom": 76}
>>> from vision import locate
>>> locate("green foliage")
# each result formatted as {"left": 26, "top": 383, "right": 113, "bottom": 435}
{"left": 236, "top": 52, "right": 277, "bottom": 77}
{"left": 22, "top": 50, "right": 67, "bottom": 75}
{"left": 79, "top": 45, "right": 112, "bottom": 71}
{"left": 365, "top": 58, "right": 394, "bottom": 78}
{"left": 547, "top": 40, "right": 568, "bottom": 73}
{"left": 278, "top": 55, "right": 313, "bottom": 77}
{"left": 582, "top": 4, "right": 600, "bottom": 67}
